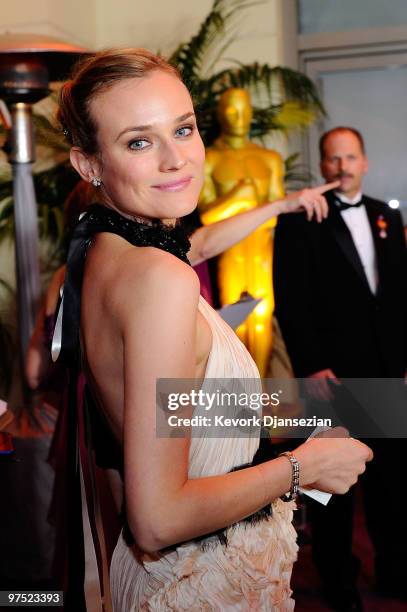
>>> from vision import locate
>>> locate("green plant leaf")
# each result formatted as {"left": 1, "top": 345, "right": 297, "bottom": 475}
{"left": 284, "top": 153, "right": 315, "bottom": 191}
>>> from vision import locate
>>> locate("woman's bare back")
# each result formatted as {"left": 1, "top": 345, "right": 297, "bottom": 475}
{"left": 81, "top": 231, "right": 212, "bottom": 445}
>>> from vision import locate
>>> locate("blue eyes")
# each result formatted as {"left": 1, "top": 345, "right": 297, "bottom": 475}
{"left": 128, "top": 125, "right": 194, "bottom": 151}
{"left": 175, "top": 126, "right": 193, "bottom": 137}
{"left": 129, "top": 139, "right": 149, "bottom": 150}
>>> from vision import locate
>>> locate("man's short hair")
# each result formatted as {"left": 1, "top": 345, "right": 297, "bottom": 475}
{"left": 319, "top": 127, "right": 366, "bottom": 160}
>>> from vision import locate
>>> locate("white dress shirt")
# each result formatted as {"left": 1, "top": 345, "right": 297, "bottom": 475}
{"left": 334, "top": 190, "right": 378, "bottom": 294}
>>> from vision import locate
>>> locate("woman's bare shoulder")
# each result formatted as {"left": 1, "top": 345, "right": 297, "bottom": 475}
{"left": 85, "top": 232, "right": 200, "bottom": 320}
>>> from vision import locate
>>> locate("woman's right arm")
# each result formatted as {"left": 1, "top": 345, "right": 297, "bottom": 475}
{"left": 189, "top": 181, "right": 340, "bottom": 266}
{"left": 115, "top": 249, "right": 372, "bottom": 553}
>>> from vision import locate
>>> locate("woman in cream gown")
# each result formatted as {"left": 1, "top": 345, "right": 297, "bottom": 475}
{"left": 110, "top": 295, "right": 298, "bottom": 611}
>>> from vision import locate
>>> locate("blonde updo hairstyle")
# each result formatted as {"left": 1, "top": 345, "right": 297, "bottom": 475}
{"left": 57, "top": 47, "right": 181, "bottom": 156}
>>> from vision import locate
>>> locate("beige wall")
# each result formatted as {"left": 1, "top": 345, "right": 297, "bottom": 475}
{"left": 0, "top": 0, "right": 288, "bottom": 65}
{"left": 94, "top": 0, "right": 285, "bottom": 66}
{"left": 0, "top": 0, "right": 95, "bottom": 47}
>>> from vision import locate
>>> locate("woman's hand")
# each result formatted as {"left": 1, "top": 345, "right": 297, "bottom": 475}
{"left": 294, "top": 427, "right": 373, "bottom": 494}
{"left": 276, "top": 180, "right": 340, "bottom": 222}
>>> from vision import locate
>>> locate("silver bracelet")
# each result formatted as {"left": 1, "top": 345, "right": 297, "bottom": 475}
{"left": 279, "top": 451, "right": 300, "bottom": 501}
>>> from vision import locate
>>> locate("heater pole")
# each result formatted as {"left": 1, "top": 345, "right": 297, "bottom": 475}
{"left": 0, "top": 34, "right": 87, "bottom": 380}
{"left": 9, "top": 102, "right": 41, "bottom": 355}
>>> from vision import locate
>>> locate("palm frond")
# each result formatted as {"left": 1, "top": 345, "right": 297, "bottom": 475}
{"left": 209, "top": 62, "right": 324, "bottom": 111}
{"left": 250, "top": 101, "right": 317, "bottom": 138}
{"left": 34, "top": 114, "right": 69, "bottom": 152}
{"left": 0, "top": 278, "right": 14, "bottom": 295}
{"left": 176, "top": 59, "right": 324, "bottom": 145}
{"left": 284, "top": 153, "right": 315, "bottom": 191}
{"left": 0, "top": 163, "right": 78, "bottom": 248}
{"left": 169, "top": 0, "right": 260, "bottom": 91}
{"left": 272, "top": 101, "right": 316, "bottom": 130}
{"left": 271, "top": 66, "right": 325, "bottom": 113}
{"left": 0, "top": 157, "right": 12, "bottom": 186}
{"left": 0, "top": 196, "right": 14, "bottom": 242}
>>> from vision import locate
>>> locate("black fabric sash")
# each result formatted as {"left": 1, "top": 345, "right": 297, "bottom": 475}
{"left": 53, "top": 204, "right": 191, "bottom": 609}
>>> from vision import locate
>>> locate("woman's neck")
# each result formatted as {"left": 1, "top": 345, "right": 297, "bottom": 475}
{"left": 96, "top": 195, "right": 176, "bottom": 227}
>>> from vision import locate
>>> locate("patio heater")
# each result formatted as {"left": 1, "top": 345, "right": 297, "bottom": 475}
{"left": 0, "top": 33, "right": 86, "bottom": 374}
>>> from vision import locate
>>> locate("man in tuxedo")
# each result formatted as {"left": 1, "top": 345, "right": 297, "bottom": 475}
{"left": 273, "top": 127, "right": 407, "bottom": 610}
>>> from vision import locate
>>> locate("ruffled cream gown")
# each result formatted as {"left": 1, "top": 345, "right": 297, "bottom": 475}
{"left": 110, "top": 297, "right": 298, "bottom": 611}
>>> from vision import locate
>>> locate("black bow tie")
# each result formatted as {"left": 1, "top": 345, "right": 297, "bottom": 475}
{"left": 335, "top": 197, "right": 364, "bottom": 211}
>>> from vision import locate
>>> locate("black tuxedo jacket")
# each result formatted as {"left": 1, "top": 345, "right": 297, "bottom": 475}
{"left": 273, "top": 191, "right": 407, "bottom": 378}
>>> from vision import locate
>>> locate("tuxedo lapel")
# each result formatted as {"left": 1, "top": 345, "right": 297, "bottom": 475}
{"left": 325, "top": 194, "right": 372, "bottom": 293}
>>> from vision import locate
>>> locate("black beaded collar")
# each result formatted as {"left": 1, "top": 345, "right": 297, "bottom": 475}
{"left": 57, "top": 203, "right": 191, "bottom": 367}
{"left": 79, "top": 203, "right": 191, "bottom": 263}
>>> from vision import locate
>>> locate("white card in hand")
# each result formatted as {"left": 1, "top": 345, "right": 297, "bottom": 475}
{"left": 299, "top": 426, "right": 332, "bottom": 505}
{"left": 299, "top": 486, "right": 331, "bottom": 505}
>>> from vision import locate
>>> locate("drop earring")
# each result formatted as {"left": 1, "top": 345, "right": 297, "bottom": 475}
{"left": 91, "top": 177, "right": 102, "bottom": 187}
